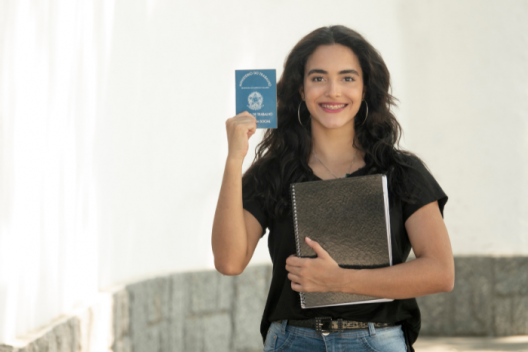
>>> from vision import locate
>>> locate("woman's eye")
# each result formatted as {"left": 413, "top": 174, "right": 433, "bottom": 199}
{"left": 311, "top": 76, "right": 324, "bottom": 82}
{"left": 344, "top": 77, "right": 355, "bottom": 82}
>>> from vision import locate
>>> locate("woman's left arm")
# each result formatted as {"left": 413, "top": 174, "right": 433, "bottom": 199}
{"left": 286, "top": 200, "right": 455, "bottom": 298}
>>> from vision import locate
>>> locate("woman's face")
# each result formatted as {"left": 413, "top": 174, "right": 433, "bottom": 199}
{"left": 301, "top": 44, "right": 365, "bottom": 130}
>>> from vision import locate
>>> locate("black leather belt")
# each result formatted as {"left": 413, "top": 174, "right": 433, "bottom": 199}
{"left": 283, "top": 317, "right": 397, "bottom": 334}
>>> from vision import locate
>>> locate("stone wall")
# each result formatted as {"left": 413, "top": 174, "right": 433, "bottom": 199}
{"left": 1, "top": 257, "right": 527, "bottom": 351}
{"left": 121, "top": 265, "right": 271, "bottom": 352}
{"left": 419, "top": 256, "right": 528, "bottom": 337}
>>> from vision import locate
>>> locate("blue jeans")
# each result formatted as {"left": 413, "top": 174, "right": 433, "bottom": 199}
{"left": 263, "top": 320, "right": 407, "bottom": 352}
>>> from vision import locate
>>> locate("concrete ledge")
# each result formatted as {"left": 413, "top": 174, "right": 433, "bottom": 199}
{"left": 0, "top": 265, "right": 272, "bottom": 352}
{"left": 0, "top": 287, "right": 121, "bottom": 352}
{"left": 415, "top": 335, "right": 528, "bottom": 351}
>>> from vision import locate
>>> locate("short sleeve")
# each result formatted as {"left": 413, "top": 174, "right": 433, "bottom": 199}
{"left": 242, "top": 183, "right": 268, "bottom": 237}
{"left": 402, "top": 157, "right": 448, "bottom": 222}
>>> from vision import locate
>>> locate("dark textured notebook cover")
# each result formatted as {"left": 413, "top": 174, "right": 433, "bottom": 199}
{"left": 290, "top": 174, "right": 393, "bottom": 308}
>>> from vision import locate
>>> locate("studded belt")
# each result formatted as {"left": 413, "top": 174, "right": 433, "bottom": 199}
{"left": 283, "top": 317, "right": 397, "bottom": 333}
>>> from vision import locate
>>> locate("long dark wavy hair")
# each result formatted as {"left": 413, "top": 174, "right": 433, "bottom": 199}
{"left": 243, "top": 25, "right": 427, "bottom": 221}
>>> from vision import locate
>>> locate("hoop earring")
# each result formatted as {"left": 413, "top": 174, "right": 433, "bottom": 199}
{"left": 298, "top": 101, "right": 304, "bottom": 126}
{"left": 361, "top": 101, "right": 369, "bottom": 125}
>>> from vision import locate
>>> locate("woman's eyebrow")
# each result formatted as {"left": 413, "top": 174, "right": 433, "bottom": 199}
{"left": 307, "top": 69, "right": 360, "bottom": 76}
{"left": 339, "top": 69, "right": 360, "bottom": 76}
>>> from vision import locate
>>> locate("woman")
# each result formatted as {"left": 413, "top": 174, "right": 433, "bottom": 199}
{"left": 212, "top": 25, "right": 454, "bottom": 352}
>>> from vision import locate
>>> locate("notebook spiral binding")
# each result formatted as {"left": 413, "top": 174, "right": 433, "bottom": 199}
{"left": 290, "top": 183, "right": 306, "bottom": 308}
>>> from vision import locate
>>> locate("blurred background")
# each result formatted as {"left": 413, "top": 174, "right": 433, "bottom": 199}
{"left": 0, "top": 0, "right": 527, "bottom": 350}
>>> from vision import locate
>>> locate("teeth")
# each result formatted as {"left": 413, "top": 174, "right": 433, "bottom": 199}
{"left": 321, "top": 104, "right": 346, "bottom": 110}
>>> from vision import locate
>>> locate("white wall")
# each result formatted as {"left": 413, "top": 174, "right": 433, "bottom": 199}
{"left": 95, "top": 0, "right": 407, "bottom": 288}
{"left": 399, "top": 0, "right": 528, "bottom": 255}
{"left": 1, "top": 0, "right": 527, "bottom": 344}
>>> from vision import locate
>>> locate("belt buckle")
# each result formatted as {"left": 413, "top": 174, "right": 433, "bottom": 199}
{"left": 315, "top": 317, "right": 332, "bottom": 334}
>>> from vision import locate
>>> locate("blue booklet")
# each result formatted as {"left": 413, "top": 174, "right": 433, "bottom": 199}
{"left": 235, "top": 69, "right": 277, "bottom": 129}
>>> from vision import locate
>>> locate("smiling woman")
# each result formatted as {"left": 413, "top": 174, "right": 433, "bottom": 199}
{"left": 212, "top": 25, "right": 453, "bottom": 352}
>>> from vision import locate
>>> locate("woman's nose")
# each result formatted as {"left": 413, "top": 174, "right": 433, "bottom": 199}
{"left": 326, "top": 80, "right": 341, "bottom": 98}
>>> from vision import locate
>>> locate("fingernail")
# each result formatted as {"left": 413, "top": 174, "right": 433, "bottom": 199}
{"left": 306, "top": 237, "right": 311, "bottom": 241}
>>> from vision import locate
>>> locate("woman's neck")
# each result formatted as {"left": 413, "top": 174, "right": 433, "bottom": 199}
{"left": 308, "top": 119, "right": 365, "bottom": 180}
{"left": 311, "top": 121, "right": 358, "bottom": 163}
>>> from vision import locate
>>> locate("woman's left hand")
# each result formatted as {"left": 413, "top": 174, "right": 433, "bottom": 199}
{"left": 285, "top": 237, "right": 345, "bottom": 293}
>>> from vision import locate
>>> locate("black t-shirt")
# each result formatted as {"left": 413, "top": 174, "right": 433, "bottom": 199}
{"left": 242, "top": 155, "right": 448, "bottom": 350}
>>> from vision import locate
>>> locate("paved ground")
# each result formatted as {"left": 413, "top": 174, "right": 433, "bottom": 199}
{"left": 415, "top": 336, "right": 528, "bottom": 352}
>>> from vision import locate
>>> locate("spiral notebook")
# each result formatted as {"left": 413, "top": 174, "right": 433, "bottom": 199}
{"left": 290, "top": 174, "right": 393, "bottom": 309}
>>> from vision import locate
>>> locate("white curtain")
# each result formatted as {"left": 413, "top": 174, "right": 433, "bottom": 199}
{"left": 0, "top": 0, "right": 114, "bottom": 343}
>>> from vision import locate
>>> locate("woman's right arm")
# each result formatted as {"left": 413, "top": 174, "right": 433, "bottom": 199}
{"left": 212, "top": 112, "right": 264, "bottom": 276}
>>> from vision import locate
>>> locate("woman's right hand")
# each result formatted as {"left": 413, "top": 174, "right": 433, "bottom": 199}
{"left": 213, "top": 111, "right": 262, "bottom": 276}
{"left": 225, "top": 111, "right": 257, "bottom": 162}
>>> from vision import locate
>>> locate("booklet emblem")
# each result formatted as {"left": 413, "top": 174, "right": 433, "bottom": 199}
{"left": 235, "top": 69, "right": 277, "bottom": 129}
{"left": 247, "top": 92, "right": 263, "bottom": 110}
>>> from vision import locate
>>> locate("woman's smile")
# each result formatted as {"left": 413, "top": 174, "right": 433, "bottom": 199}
{"left": 319, "top": 103, "right": 348, "bottom": 113}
